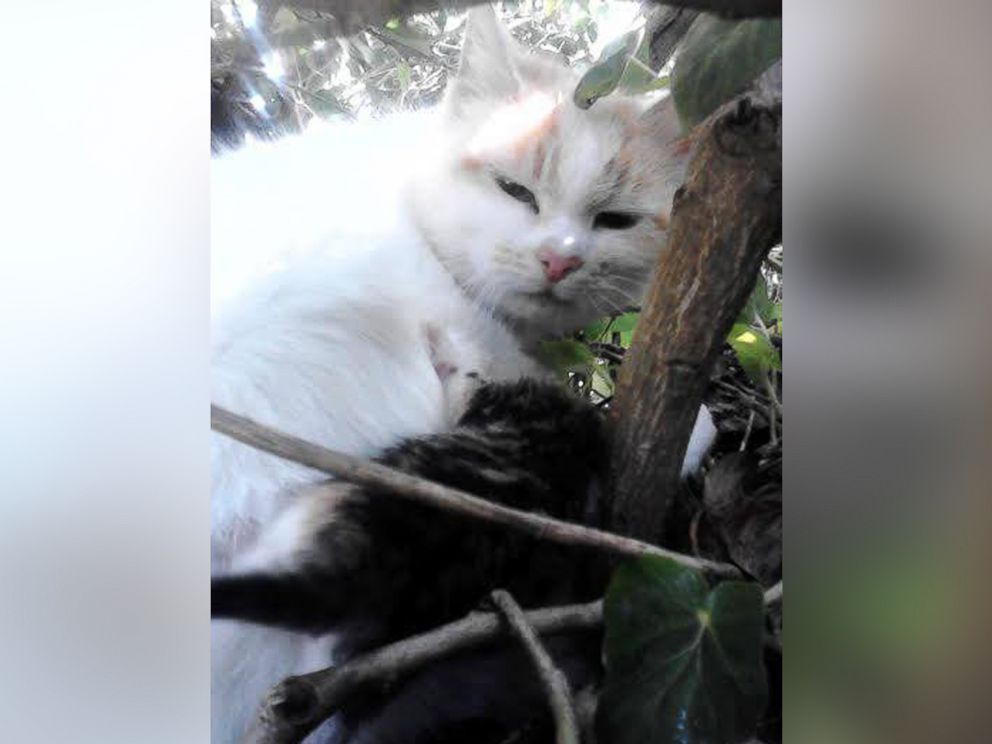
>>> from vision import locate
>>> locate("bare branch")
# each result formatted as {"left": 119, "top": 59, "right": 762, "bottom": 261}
{"left": 490, "top": 590, "right": 580, "bottom": 744}
{"left": 608, "top": 85, "right": 782, "bottom": 544}
{"left": 646, "top": 0, "right": 780, "bottom": 18}
{"left": 762, "top": 580, "right": 782, "bottom": 606}
{"left": 239, "top": 580, "right": 783, "bottom": 743}
{"left": 645, "top": 6, "right": 699, "bottom": 71}
{"left": 240, "top": 599, "right": 604, "bottom": 744}
{"left": 211, "top": 405, "right": 740, "bottom": 577}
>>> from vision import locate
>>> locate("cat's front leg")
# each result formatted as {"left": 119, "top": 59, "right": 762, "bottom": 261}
{"left": 423, "top": 321, "right": 489, "bottom": 426}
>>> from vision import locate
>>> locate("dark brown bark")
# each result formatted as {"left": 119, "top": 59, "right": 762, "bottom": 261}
{"left": 645, "top": 6, "right": 701, "bottom": 71}
{"left": 647, "top": 0, "right": 780, "bottom": 18}
{"left": 607, "top": 89, "right": 782, "bottom": 544}
{"left": 240, "top": 599, "right": 603, "bottom": 744}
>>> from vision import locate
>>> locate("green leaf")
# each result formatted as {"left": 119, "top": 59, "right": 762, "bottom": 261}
{"left": 582, "top": 311, "right": 639, "bottom": 346}
{"left": 598, "top": 557, "right": 767, "bottom": 744}
{"left": 573, "top": 26, "right": 644, "bottom": 109}
{"left": 591, "top": 363, "right": 615, "bottom": 397}
{"left": 671, "top": 15, "right": 781, "bottom": 129}
{"left": 741, "top": 273, "right": 774, "bottom": 325}
{"left": 618, "top": 33, "right": 670, "bottom": 95}
{"left": 582, "top": 316, "right": 612, "bottom": 341}
{"left": 613, "top": 311, "right": 639, "bottom": 346}
{"left": 538, "top": 339, "right": 597, "bottom": 376}
{"left": 728, "top": 321, "right": 781, "bottom": 383}
{"left": 612, "top": 311, "right": 639, "bottom": 333}
{"left": 770, "top": 301, "right": 782, "bottom": 334}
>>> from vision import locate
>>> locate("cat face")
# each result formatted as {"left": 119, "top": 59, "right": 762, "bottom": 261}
{"left": 410, "top": 7, "right": 689, "bottom": 339}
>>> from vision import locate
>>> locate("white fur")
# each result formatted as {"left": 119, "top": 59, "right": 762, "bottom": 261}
{"left": 211, "top": 9, "right": 714, "bottom": 743}
{"left": 210, "top": 111, "right": 547, "bottom": 743}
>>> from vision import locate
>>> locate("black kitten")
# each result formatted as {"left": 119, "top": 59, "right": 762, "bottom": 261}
{"left": 212, "top": 379, "right": 614, "bottom": 743}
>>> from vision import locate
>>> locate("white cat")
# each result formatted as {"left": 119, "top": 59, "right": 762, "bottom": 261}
{"left": 211, "top": 7, "right": 715, "bottom": 743}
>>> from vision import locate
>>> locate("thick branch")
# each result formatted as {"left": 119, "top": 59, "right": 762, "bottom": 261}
{"left": 212, "top": 405, "right": 739, "bottom": 576}
{"left": 608, "top": 87, "right": 782, "bottom": 543}
{"left": 645, "top": 6, "right": 700, "bottom": 71}
{"left": 240, "top": 599, "right": 603, "bottom": 744}
{"left": 490, "top": 590, "right": 580, "bottom": 744}
{"left": 646, "top": 0, "right": 780, "bottom": 18}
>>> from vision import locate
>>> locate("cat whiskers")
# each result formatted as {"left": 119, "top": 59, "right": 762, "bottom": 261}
{"left": 585, "top": 278, "right": 640, "bottom": 318}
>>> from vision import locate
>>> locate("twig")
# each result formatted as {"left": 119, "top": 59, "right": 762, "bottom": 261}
{"left": 763, "top": 370, "right": 783, "bottom": 417}
{"left": 211, "top": 405, "right": 740, "bottom": 577}
{"left": 762, "top": 580, "right": 782, "bottom": 605}
{"left": 242, "top": 579, "right": 783, "bottom": 743}
{"left": 587, "top": 342, "right": 625, "bottom": 365}
{"left": 490, "top": 591, "right": 580, "bottom": 744}
{"left": 240, "top": 599, "right": 604, "bottom": 744}
{"left": 763, "top": 580, "right": 783, "bottom": 652}
{"left": 765, "top": 380, "right": 778, "bottom": 445}
{"left": 739, "top": 409, "right": 756, "bottom": 452}
{"left": 714, "top": 378, "right": 772, "bottom": 407}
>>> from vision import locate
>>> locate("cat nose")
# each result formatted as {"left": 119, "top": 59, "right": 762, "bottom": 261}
{"left": 537, "top": 247, "right": 584, "bottom": 284}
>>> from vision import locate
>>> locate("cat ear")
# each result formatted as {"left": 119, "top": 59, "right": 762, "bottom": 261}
{"left": 448, "top": 6, "right": 525, "bottom": 113}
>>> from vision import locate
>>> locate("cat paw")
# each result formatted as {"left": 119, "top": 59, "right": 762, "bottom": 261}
{"left": 423, "top": 323, "right": 490, "bottom": 426}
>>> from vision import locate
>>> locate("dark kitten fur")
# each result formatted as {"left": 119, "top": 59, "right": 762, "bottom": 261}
{"left": 212, "top": 379, "right": 614, "bottom": 743}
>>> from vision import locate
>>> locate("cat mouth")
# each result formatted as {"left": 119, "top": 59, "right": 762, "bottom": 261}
{"left": 522, "top": 289, "right": 574, "bottom": 308}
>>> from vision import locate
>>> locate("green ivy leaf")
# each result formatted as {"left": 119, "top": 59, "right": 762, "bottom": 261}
{"left": 582, "top": 317, "right": 612, "bottom": 341}
{"left": 770, "top": 301, "right": 783, "bottom": 334}
{"left": 613, "top": 311, "right": 639, "bottom": 346}
{"left": 728, "top": 321, "right": 780, "bottom": 383}
{"left": 538, "top": 339, "right": 597, "bottom": 376}
{"left": 591, "top": 363, "right": 615, "bottom": 397}
{"left": 598, "top": 556, "right": 767, "bottom": 744}
{"left": 671, "top": 15, "right": 781, "bottom": 129}
{"left": 612, "top": 311, "right": 639, "bottom": 333}
{"left": 741, "top": 273, "right": 774, "bottom": 325}
{"left": 582, "top": 311, "right": 639, "bottom": 344}
{"left": 573, "top": 26, "right": 644, "bottom": 109}
{"left": 618, "top": 32, "right": 670, "bottom": 95}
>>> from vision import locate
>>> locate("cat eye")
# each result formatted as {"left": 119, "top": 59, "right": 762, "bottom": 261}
{"left": 593, "top": 211, "right": 641, "bottom": 230}
{"left": 495, "top": 177, "right": 539, "bottom": 214}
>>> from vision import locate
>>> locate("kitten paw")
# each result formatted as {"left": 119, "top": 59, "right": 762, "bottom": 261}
{"left": 423, "top": 323, "right": 490, "bottom": 426}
